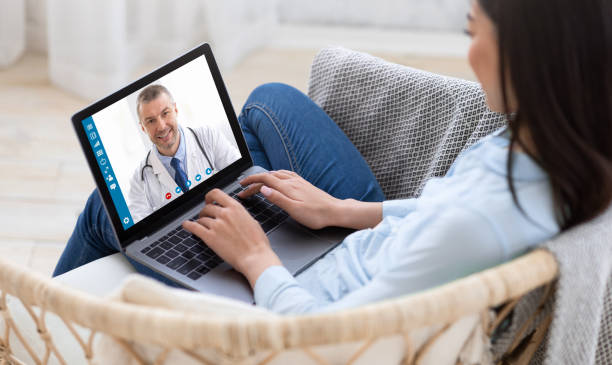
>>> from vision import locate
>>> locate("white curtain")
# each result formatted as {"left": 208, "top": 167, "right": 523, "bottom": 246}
{"left": 46, "top": 0, "right": 278, "bottom": 100}
{"left": 0, "top": 0, "right": 26, "bottom": 68}
{"left": 278, "top": 0, "right": 468, "bottom": 31}
{"left": 4, "top": 0, "right": 467, "bottom": 99}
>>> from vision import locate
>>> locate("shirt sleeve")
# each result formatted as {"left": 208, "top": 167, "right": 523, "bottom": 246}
{"left": 254, "top": 205, "right": 505, "bottom": 314}
{"left": 202, "top": 126, "right": 241, "bottom": 170}
{"left": 254, "top": 266, "right": 329, "bottom": 314}
{"left": 382, "top": 198, "right": 417, "bottom": 218}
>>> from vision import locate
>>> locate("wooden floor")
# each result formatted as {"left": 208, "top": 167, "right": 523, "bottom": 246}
{"left": 0, "top": 47, "right": 473, "bottom": 277}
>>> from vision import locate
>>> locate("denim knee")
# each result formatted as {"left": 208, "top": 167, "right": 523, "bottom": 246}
{"left": 242, "top": 83, "right": 305, "bottom": 110}
{"left": 83, "top": 189, "right": 105, "bottom": 226}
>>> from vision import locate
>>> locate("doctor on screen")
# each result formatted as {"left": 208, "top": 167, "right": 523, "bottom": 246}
{"left": 128, "top": 84, "right": 240, "bottom": 222}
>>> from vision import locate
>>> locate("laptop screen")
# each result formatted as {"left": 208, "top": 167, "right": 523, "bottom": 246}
{"left": 80, "top": 54, "right": 242, "bottom": 230}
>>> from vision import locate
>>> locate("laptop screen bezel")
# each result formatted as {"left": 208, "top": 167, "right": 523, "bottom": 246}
{"left": 71, "top": 43, "right": 253, "bottom": 248}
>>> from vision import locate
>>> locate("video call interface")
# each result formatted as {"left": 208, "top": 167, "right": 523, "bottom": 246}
{"left": 81, "top": 55, "right": 241, "bottom": 230}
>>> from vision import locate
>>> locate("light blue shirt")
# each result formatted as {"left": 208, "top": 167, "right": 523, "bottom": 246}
{"left": 155, "top": 125, "right": 187, "bottom": 178}
{"left": 254, "top": 128, "right": 560, "bottom": 314}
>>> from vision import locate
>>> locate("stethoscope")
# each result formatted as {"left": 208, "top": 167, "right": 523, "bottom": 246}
{"left": 140, "top": 127, "right": 214, "bottom": 181}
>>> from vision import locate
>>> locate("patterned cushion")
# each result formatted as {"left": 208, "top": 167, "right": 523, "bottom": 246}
{"left": 307, "top": 47, "right": 506, "bottom": 199}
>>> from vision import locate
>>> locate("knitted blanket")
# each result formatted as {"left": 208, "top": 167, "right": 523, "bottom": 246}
{"left": 307, "top": 47, "right": 611, "bottom": 364}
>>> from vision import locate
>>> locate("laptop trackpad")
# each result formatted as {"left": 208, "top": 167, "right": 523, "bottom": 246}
{"left": 268, "top": 221, "right": 338, "bottom": 274}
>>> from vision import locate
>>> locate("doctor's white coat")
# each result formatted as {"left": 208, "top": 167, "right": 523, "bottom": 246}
{"left": 127, "top": 124, "right": 240, "bottom": 223}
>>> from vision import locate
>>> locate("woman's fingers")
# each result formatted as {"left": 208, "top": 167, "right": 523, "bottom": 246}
{"left": 199, "top": 202, "right": 224, "bottom": 218}
{"left": 238, "top": 170, "right": 294, "bottom": 198}
{"left": 205, "top": 188, "right": 236, "bottom": 207}
{"left": 259, "top": 186, "right": 296, "bottom": 211}
{"left": 183, "top": 219, "right": 210, "bottom": 238}
{"left": 240, "top": 172, "right": 285, "bottom": 191}
{"left": 196, "top": 216, "right": 216, "bottom": 229}
{"left": 237, "top": 183, "right": 263, "bottom": 199}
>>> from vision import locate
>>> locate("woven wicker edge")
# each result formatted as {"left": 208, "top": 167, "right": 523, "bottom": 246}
{"left": 0, "top": 249, "right": 557, "bottom": 357}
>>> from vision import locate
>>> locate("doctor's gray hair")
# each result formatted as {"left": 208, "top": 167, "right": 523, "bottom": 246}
{"left": 136, "top": 84, "right": 175, "bottom": 120}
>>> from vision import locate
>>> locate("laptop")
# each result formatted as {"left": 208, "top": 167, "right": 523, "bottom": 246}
{"left": 71, "top": 43, "right": 350, "bottom": 303}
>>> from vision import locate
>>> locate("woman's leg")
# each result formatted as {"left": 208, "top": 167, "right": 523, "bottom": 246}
{"left": 53, "top": 190, "right": 116, "bottom": 276}
{"left": 239, "top": 83, "right": 385, "bottom": 202}
{"left": 53, "top": 190, "right": 182, "bottom": 287}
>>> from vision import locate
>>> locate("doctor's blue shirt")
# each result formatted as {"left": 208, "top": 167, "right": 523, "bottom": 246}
{"left": 253, "top": 128, "right": 560, "bottom": 314}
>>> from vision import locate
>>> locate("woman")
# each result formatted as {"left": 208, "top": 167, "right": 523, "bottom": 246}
{"left": 55, "top": 0, "right": 612, "bottom": 314}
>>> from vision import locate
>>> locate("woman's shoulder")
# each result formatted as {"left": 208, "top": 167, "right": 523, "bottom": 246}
{"left": 463, "top": 177, "right": 559, "bottom": 253}
{"left": 442, "top": 147, "right": 559, "bottom": 250}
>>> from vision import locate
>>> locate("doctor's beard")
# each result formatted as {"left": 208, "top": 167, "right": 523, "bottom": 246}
{"left": 154, "top": 126, "right": 179, "bottom": 155}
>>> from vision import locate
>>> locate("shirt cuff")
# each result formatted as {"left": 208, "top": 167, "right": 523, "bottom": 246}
{"left": 253, "top": 265, "right": 297, "bottom": 309}
{"left": 382, "top": 198, "right": 416, "bottom": 218}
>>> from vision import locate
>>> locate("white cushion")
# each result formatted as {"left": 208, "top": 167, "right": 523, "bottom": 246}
{"left": 118, "top": 274, "right": 274, "bottom": 317}
{"left": 54, "top": 253, "right": 136, "bottom": 297}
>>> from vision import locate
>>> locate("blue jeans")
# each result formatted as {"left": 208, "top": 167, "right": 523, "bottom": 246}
{"left": 53, "top": 83, "right": 385, "bottom": 284}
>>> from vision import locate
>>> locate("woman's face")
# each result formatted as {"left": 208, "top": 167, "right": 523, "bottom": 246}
{"left": 466, "top": 0, "right": 517, "bottom": 113}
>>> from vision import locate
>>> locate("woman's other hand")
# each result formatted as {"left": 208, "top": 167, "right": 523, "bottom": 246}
{"left": 238, "top": 170, "right": 343, "bottom": 230}
{"left": 183, "top": 188, "right": 282, "bottom": 287}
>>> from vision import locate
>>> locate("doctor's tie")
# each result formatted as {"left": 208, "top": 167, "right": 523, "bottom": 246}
{"left": 170, "top": 157, "right": 189, "bottom": 193}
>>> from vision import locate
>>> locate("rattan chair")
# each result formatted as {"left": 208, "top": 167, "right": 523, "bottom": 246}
{"left": 0, "top": 249, "right": 557, "bottom": 364}
{"left": 0, "top": 47, "right": 581, "bottom": 365}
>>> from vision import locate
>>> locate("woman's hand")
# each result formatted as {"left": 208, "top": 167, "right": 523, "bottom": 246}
{"left": 182, "top": 188, "right": 282, "bottom": 287}
{"left": 240, "top": 170, "right": 384, "bottom": 230}
{"left": 238, "top": 170, "right": 343, "bottom": 230}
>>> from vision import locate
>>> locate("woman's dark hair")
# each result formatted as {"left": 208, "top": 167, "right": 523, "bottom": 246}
{"left": 477, "top": 0, "right": 612, "bottom": 230}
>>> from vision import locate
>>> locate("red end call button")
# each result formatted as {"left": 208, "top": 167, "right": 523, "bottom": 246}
{"left": 165, "top": 192, "right": 172, "bottom": 200}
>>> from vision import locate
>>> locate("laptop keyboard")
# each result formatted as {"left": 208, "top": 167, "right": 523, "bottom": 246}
{"left": 139, "top": 186, "right": 289, "bottom": 281}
